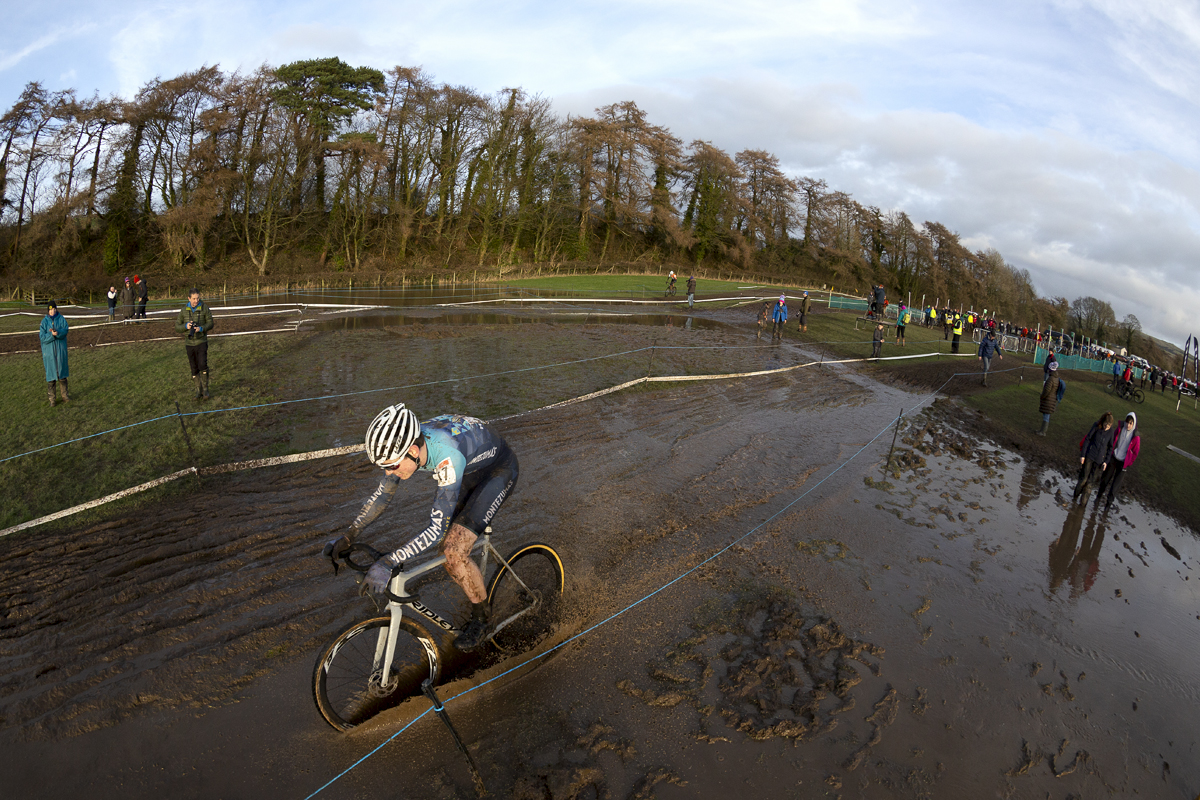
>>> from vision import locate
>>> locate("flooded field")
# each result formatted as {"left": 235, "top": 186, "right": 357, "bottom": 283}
{"left": 0, "top": 308, "right": 1196, "bottom": 798}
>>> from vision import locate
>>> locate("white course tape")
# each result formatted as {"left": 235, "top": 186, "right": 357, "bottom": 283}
{"left": 0, "top": 349, "right": 970, "bottom": 537}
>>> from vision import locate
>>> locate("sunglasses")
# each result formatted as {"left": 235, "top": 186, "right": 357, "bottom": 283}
{"left": 382, "top": 451, "right": 421, "bottom": 471}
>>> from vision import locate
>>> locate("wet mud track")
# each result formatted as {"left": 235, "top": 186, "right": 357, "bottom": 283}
{"left": 1, "top": 315, "right": 1198, "bottom": 799}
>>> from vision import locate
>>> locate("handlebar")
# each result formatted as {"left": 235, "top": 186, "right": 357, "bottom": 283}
{"left": 339, "top": 543, "right": 421, "bottom": 604}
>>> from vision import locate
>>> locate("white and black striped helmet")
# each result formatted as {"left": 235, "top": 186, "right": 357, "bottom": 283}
{"left": 365, "top": 403, "right": 421, "bottom": 467}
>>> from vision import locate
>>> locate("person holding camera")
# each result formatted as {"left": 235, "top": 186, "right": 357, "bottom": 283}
{"left": 175, "top": 288, "right": 214, "bottom": 399}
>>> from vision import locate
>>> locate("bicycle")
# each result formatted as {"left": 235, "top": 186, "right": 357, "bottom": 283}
{"left": 665, "top": 279, "right": 677, "bottom": 298}
{"left": 312, "top": 528, "right": 564, "bottom": 731}
{"left": 1105, "top": 380, "right": 1144, "bottom": 404}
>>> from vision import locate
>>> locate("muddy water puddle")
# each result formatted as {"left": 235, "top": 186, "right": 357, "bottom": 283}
{"left": 0, "top": 319, "right": 1198, "bottom": 798}
{"left": 306, "top": 309, "right": 728, "bottom": 333}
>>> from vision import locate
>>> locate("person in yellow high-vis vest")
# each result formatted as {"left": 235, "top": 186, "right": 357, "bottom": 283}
{"left": 952, "top": 313, "right": 964, "bottom": 354}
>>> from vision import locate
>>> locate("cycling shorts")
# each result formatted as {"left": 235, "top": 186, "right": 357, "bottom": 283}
{"left": 451, "top": 445, "right": 519, "bottom": 535}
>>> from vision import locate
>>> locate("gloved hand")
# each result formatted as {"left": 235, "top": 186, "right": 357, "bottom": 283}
{"left": 322, "top": 528, "right": 356, "bottom": 574}
{"left": 362, "top": 555, "right": 400, "bottom": 596}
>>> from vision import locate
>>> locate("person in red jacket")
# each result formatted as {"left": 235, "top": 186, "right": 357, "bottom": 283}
{"left": 1095, "top": 412, "right": 1140, "bottom": 513}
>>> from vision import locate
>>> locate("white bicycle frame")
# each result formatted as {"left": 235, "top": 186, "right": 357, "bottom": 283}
{"left": 372, "top": 530, "right": 538, "bottom": 692}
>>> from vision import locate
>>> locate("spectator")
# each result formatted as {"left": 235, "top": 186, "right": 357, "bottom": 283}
{"left": 176, "top": 288, "right": 215, "bottom": 400}
{"left": 895, "top": 304, "right": 909, "bottom": 346}
{"left": 978, "top": 329, "right": 1003, "bottom": 386}
{"left": 119, "top": 277, "right": 135, "bottom": 322}
{"left": 771, "top": 295, "right": 788, "bottom": 341}
{"left": 1072, "top": 412, "right": 1114, "bottom": 502}
{"left": 1036, "top": 362, "right": 1063, "bottom": 435}
{"left": 39, "top": 301, "right": 70, "bottom": 406}
{"left": 686, "top": 275, "right": 696, "bottom": 308}
{"left": 951, "top": 313, "right": 964, "bottom": 354}
{"left": 1095, "top": 412, "right": 1139, "bottom": 513}
{"left": 1161, "top": 371, "right": 1169, "bottom": 394}
{"left": 927, "top": 306, "right": 937, "bottom": 329}
{"left": 134, "top": 274, "right": 148, "bottom": 320}
{"left": 872, "top": 320, "right": 885, "bottom": 359}
{"left": 106, "top": 285, "right": 117, "bottom": 322}
{"left": 1043, "top": 348, "right": 1057, "bottom": 381}
{"left": 797, "top": 291, "right": 811, "bottom": 332}
{"left": 756, "top": 301, "right": 769, "bottom": 340}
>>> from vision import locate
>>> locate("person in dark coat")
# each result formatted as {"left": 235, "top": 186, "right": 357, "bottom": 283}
{"left": 176, "top": 288, "right": 215, "bottom": 399}
{"left": 1072, "top": 412, "right": 1114, "bottom": 502}
{"left": 119, "top": 277, "right": 135, "bottom": 321}
{"left": 797, "top": 291, "right": 811, "bottom": 332}
{"left": 1036, "top": 362, "right": 1063, "bottom": 435}
{"left": 107, "top": 285, "right": 118, "bottom": 321}
{"left": 872, "top": 321, "right": 885, "bottom": 359}
{"left": 1095, "top": 412, "right": 1140, "bottom": 512}
{"left": 134, "top": 274, "right": 148, "bottom": 320}
{"left": 39, "top": 301, "right": 70, "bottom": 405}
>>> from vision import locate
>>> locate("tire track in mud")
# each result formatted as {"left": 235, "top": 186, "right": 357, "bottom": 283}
{"left": 0, "top": 459, "right": 365, "bottom": 739}
{"left": 0, "top": 355, "right": 867, "bottom": 745}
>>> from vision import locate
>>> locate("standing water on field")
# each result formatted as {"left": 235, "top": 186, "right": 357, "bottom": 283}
{"left": 0, "top": 310, "right": 1196, "bottom": 799}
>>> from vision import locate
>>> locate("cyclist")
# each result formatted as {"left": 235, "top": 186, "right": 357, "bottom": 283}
{"left": 668, "top": 270, "right": 677, "bottom": 295}
{"left": 324, "top": 404, "right": 519, "bottom": 651}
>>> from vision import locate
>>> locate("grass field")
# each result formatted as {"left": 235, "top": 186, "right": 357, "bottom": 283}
{"left": 966, "top": 371, "right": 1200, "bottom": 524}
{"left": 0, "top": 335, "right": 291, "bottom": 529}
{"left": 3, "top": 274, "right": 1195, "bottom": 534}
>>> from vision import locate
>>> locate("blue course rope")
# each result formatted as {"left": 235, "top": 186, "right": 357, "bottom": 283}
{"left": 303, "top": 365, "right": 1011, "bottom": 798}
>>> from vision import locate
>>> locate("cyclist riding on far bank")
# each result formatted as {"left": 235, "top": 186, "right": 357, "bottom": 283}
{"left": 323, "top": 405, "right": 519, "bottom": 651}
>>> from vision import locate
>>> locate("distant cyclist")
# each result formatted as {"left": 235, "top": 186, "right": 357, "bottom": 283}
{"left": 323, "top": 405, "right": 519, "bottom": 651}
{"left": 668, "top": 270, "right": 677, "bottom": 295}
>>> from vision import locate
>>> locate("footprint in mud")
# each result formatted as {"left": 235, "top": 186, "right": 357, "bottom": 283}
{"left": 617, "top": 585, "right": 884, "bottom": 746}
{"left": 507, "top": 724, "right": 684, "bottom": 800}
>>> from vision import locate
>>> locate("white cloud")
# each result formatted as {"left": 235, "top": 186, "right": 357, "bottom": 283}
{"left": 1, "top": 0, "right": 1198, "bottom": 343}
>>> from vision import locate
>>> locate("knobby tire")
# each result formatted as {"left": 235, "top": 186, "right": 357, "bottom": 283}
{"left": 487, "top": 543, "right": 565, "bottom": 653}
{"left": 312, "top": 615, "right": 442, "bottom": 731}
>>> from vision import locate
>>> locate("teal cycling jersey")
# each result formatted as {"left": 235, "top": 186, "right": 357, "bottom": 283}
{"left": 352, "top": 414, "right": 511, "bottom": 561}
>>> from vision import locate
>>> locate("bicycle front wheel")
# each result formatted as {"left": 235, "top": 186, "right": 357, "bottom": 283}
{"left": 487, "top": 543, "right": 565, "bottom": 653}
{"left": 1105, "top": 381, "right": 1115, "bottom": 394}
{"left": 312, "top": 615, "right": 442, "bottom": 731}
{"left": 1133, "top": 388, "right": 1145, "bottom": 404}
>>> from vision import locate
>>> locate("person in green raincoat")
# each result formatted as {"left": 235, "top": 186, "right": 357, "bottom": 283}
{"left": 39, "top": 301, "right": 70, "bottom": 405}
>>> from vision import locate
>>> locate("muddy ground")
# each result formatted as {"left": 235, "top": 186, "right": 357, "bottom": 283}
{"left": 1, "top": 306, "right": 1198, "bottom": 799}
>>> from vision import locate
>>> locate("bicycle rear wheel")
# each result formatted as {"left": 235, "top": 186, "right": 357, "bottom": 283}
{"left": 487, "top": 543, "right": 565, "bottom": 653}
{"left": 312, "top": 615, "right": 442, "bottom": 731}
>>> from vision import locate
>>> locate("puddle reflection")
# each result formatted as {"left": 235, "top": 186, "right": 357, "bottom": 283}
{"left": 1048, "top": 503, "right": 1107, "bottom": 599}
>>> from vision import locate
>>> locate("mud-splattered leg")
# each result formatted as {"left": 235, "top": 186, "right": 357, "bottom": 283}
{"left": 441, "top": 523, "right": 487, "bottom": 603}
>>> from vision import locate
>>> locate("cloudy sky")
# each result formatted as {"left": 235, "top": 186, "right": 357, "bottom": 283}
{"left": 3, "top": 0, "right": 1199, "bottom": 343}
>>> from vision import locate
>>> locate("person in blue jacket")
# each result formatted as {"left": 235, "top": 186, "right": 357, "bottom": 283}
{"left": 771, "top": 295, "right": 788, "bottom": 340}
{"left": 977, "top": 329, "right": 1004, "bottom": 386}
{"left": 39, "top": 301, "right": 70, "bottom": 406}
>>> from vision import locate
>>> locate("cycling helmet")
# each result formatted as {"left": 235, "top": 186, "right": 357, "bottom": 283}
{"left": 365, "top": 403, "right": 421, "bottom": 467}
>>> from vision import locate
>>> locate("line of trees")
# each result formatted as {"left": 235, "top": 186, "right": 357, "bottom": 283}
{"left": 2, "top": 58, "right": 1062, "bottom": 325}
